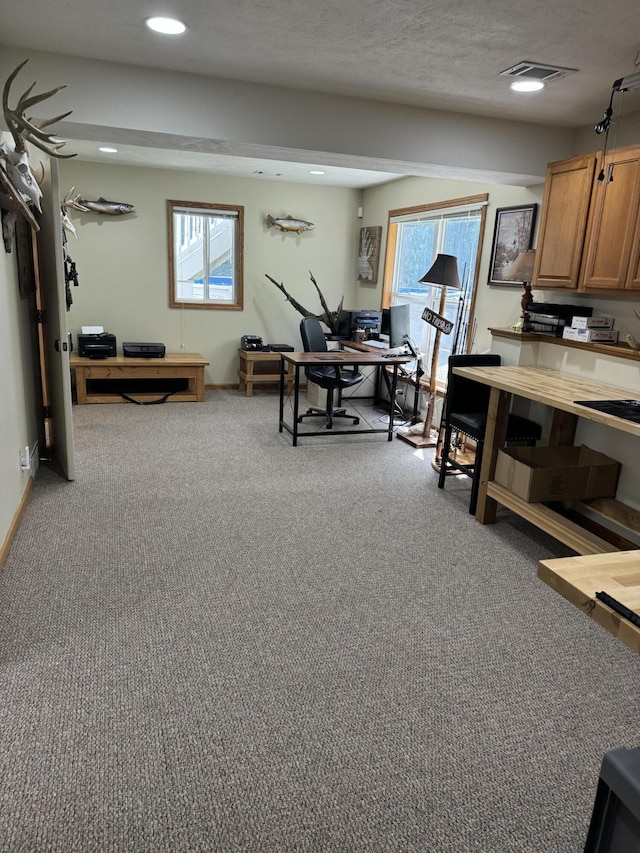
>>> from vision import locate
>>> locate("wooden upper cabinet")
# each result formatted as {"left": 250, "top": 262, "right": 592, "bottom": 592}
{"left": 581, "top": 146, "right": 640, "bottom": 291}
{"left": 533, "top": 153, "right": 597, "bottom": 290}
{"left": 626, "top": 225, "right": 640, "bottom": 290}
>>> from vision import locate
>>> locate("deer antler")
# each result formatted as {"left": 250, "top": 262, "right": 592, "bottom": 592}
{"left": 2, "top": 59, "right": 75, "bottom": 158}
{"left": 265, "top": 271, "right": 344, "bottom": 334}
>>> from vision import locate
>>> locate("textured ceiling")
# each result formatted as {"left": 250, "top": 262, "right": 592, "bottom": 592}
{"left": 2, "top": 0, "right": 640, "bottom": 184}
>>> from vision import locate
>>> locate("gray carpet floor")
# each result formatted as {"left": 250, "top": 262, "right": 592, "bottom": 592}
{"left": 0, "top": 390, "right": 638, "bottom": 852}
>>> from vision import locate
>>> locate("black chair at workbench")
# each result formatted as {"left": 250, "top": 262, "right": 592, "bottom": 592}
{"left": 438, "top": 354, "right": 542, "bottom": 514}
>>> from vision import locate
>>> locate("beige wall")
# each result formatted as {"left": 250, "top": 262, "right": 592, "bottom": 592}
{"left": 59, "top": 161, "right": 363, "bottom": 385}
{"left": 60, "top": 161, "right": 553, "bottom": 380}
{"left": 0, "top": 46, "right": 573, "bottom": 186}
{"left": 63, "top": 160, "right": 639, "bottom": 382}
{"left": 363, "top": 174, "right": 640, "bottom": 353}
{"left": 0, "top": 212, "right": 40, "bottom": 554}
{"left": 4, "top": 154, "right": 640, "bottom": 551}
{"left": 360, "top": 176, "right": 545, "bottom": 354}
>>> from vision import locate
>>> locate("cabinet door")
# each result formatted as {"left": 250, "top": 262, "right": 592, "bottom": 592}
{"left": 533, "top": 154, "right": 597, "bottom": 290}
{"left": 624, "top": 199, "right": 640, "bottom": 290}
{"left": 581, "top": 148, "right": 640, "bottom": 291}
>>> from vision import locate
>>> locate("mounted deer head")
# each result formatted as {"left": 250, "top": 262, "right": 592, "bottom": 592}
{"left": 0, "top": 58, "right": 76, "bottom": 238}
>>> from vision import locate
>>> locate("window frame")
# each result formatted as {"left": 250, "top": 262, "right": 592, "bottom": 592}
{"left": 381, "top": 193, "right": 488, "bottom": 390}
{"left": 167, "top": 199, "right": 244, "bottom": 311}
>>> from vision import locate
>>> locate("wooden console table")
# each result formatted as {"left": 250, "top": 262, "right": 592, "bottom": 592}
{"left": 70, "top": 353, "right": 209, "bottom": 404}
{"left": 238, "top": 349, "right": 294, "bottom": 397}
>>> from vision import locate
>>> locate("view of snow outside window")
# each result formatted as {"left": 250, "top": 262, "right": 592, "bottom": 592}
{"left": 390, "top": 211, "right": 482, "bottom": 384}
{"left": 174, "top": 210, "right": 235, "bottom": 303}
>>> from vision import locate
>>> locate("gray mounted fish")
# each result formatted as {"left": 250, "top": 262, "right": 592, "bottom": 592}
{"left": 64, "top": 188, "right": 135, "bottom": 216}
{"left": 266, "top": 214, "right": 314, "bottom": 234}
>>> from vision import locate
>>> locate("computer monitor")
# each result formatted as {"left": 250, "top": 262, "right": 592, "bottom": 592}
{"left": 389, "top": 303, "right": 411, "bottom": 349}
{"left": 334, "top": 310, "right": 352, "bottom": 339}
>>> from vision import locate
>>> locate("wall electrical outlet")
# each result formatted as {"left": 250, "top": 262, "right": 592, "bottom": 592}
{"left": 19, "top": 446, "right": 31, "bottom": 473}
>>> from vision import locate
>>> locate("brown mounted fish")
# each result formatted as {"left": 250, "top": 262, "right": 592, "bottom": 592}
{"left": 266, "top": 214, "right": 314, "bottom": 234}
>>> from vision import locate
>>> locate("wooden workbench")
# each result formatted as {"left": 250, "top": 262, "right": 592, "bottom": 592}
{"left": 70, "top": 352, "right": 209, "bottom": 404}
{"left": 538, "top": 551, "right": 640, "bottom": 655}
{"left": 452, "top": 365, "right": 640, "bottom": 555}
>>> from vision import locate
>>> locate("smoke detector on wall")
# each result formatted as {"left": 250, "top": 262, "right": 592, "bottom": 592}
{"left": 501, "top": 61, "right": 578, "bottom": 92}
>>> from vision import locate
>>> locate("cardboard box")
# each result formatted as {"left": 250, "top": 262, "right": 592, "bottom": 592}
{"left": 493, "top": 445, "right": 620, "bottom": 503}
{"left": 562, "top": 327, "right": 619, "bottom": 343}
{"left": 571, "top": 315, "right": 614, "bottom": 329}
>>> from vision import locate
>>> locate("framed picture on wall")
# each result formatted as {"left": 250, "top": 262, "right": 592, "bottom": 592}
{"left": 357, "top": 225, "right": 382, "bottom": 283}
{"left": 487, "top": 204, "right": 537, "bottom": 285}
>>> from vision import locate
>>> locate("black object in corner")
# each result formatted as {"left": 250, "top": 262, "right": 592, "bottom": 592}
{"left": 584, "top": 747, "right": 640, "bottom": 852}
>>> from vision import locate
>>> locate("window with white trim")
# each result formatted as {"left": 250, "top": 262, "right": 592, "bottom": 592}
{"left": 168, "top": 200, "right": 244, "bottom": 310}
{"left": 382, "top": 194, "right": 487, "bottom": 387}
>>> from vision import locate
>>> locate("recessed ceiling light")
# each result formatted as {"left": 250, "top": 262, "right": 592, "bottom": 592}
{"left": 510, "top": 80, "right": 545, "bottom": 93}
{"left": 145, "top": 16, "right": 187, "bottom": 35}
{"left": 309, "top": 170, "right": 326, "bottom": 175}
{"left": 98, "top": 146, "right": 118, "bottom": 154}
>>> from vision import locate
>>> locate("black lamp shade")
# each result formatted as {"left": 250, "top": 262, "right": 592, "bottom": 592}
{"left": 419, "top": 253, "right": 462, "bottom": 290}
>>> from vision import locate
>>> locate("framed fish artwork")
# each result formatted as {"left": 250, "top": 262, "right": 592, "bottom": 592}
{"left": 357, "top": 225, "right": 382, "bottom": 284}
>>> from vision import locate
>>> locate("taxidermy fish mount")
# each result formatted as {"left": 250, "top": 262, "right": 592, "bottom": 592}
{"left": 265, "top": 271, "right": 344, "bottom": 335}
{"left": 63, "top": 188, "right": 135, "bottom": 216}
{"left": 1, "top": 58, "right": 76, "bottom": 251}
{"left": 266, "top": 214, "right": 314, "bottom": 234}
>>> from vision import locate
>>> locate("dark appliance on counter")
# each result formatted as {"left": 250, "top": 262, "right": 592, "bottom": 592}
{"left": 525, "top": 302, "right": 593, "bottom": 336}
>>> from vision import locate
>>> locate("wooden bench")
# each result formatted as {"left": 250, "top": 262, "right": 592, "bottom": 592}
{"left": 70, "top": 353, "right": 209, "bottom": 404}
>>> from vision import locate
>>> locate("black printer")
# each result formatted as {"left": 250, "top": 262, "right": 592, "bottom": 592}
{"left": 77, "top": 332, "right": 116, "bottom": 359}
{"left": 123, "top": 342, "right": 166, "bottom": 358}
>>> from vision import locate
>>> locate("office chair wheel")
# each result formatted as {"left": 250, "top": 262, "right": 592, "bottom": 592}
{"left": 353, "top": 418, "right": 360, "bottom": 425}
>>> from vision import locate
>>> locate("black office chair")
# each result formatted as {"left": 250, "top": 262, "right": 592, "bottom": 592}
{"left": 438, "top": 354, "right": 542, "bottom": 514}
{"left": 298, "top": 317, "right": 364, "bottom": 429}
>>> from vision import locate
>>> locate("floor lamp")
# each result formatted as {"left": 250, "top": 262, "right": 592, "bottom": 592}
{"left": 397, "top": 253, "right": 462, "bottom": 449}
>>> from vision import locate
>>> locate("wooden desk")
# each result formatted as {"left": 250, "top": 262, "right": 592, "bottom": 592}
{"left": 279, "top": 351, "right": 412, "bottom": 446}
{"left": 70, "top": 353, "right": 209, "bottom": 404}
{"left": 237, "top": 348, "right": 294, "bottom": 397}
{"left": 538, "top": 551, "right": 640, "bottom": 655}
{"left": 452, "top": 365, "right": 640, "bottom": 554}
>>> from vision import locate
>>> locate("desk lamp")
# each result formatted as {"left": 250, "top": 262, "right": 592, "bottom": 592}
{"left": 398, "top": 253, "right": 461, "bottom": 449}
{"left": 505, "top": 249, "right": 536, "bottom": 332}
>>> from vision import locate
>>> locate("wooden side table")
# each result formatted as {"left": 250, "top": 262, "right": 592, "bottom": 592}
{"left": 238, "top": 349, "right": 294, "bottom": 397}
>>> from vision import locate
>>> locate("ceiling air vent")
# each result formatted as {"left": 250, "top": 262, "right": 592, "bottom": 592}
{"left": 500, "top": 61, "right": 577, "bottom": 84}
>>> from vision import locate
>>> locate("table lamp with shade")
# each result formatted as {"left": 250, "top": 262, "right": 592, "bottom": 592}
{"left": 505, "top": 249, "right": 536, "bottom": 332}
{"left": 397, "top": 253, "right": 462, "bottom": 449}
